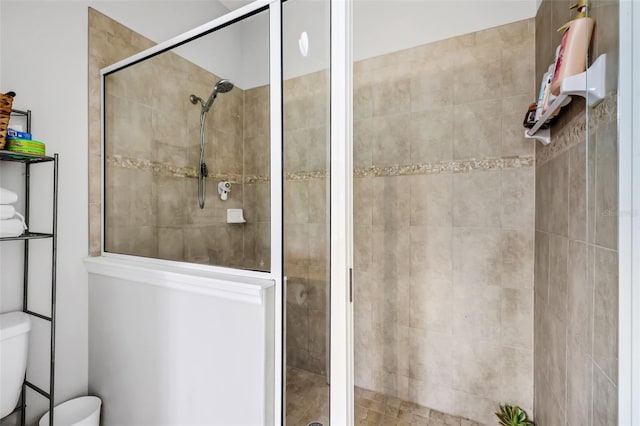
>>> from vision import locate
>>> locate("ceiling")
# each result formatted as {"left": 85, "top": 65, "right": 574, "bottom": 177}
{"left": 218, "top": 0, "right": 254, "bottom": 11}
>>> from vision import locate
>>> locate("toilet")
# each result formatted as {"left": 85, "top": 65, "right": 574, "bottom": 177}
{"left": 0, "top": 311, "right": 31, "bottom": 419}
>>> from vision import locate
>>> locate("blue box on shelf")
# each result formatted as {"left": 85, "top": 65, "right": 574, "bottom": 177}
{"left": 7, "top": 128, "right": 32, "bottom": 140}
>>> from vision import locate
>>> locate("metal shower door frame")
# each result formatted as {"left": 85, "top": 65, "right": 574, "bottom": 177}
{"left": 330, "top": 0, "right": 355, "bottom": 424}
{"left": 618, "top": 0, "right": 640, "bottom": 424}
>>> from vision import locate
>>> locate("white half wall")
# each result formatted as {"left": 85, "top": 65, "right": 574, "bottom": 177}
{"left": 86, "top": 258, "right": 275, "bottom": 426}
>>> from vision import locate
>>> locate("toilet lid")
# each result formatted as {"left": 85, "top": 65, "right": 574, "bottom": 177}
{"left": 0, "top": 311, "right": 31, "bottom": 341}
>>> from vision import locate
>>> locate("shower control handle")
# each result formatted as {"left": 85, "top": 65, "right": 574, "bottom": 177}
{"left": 218, "top": 181, "right": 231, "bottom": 201}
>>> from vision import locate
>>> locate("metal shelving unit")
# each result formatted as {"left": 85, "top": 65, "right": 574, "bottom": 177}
{"left": 1, "top": 109, "right": 58, "bottom": 426}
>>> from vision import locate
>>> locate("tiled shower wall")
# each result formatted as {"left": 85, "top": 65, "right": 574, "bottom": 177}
{"left": 88, "top": 8, "right": 150, "bottom": 256}
{"left": 237, "top": 72, "right": 332, "bottom": 376}
{"left": 353, "top": 19, "right": 536, "bottom": 424}
{"left": 283, "top": 71, "right": 330, "bottom": 375}
{"left": 90, "top": 9, "right": 267, "bottom": 268}
{"left": 244, "top": 76, "right": 332, "bottom": 376}
{"left": 103, "top": 50, "right": 246, "bottom": 264}
{"left": 533, "top": 1, "right": 619, "bottom": 425}
{"left": 242, "top": 85, "right": 271, "bottom": 271}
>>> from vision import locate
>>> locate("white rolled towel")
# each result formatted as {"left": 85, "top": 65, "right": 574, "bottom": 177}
{"left": 0, "top": 187, "right": 18, "bottom": 204}
{"left": 0, "top": 205, "right": 15, "bottom": 220}
{"left": 0, "top": 214, "right": 27, "bottom": 238}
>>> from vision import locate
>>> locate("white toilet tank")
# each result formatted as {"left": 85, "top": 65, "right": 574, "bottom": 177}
{"left": 0, "top": 311, "right": 31, "bottom": 419}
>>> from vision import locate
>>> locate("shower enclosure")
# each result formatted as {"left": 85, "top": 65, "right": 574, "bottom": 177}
{"left": 93, "top": 0, "right": 627, "bottom": 424}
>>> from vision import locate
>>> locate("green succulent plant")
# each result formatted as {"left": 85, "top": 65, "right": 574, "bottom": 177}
{"left": 495, "top": 404, "right": 534, "bottom": 426}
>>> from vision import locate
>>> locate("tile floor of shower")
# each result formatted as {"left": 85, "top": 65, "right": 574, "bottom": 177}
{"left": 286, "top": 368, "right": 484, "bottom": 426}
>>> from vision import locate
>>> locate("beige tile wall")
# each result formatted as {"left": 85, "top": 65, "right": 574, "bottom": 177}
{"left": 103, "top": 50, "right": 246, "bottom": 265}
{"left": 225, "top": 72, "right": 333, "bottom": 377}
{"left": 242, "top": 85, "right": 271, "bottom": 271}
{"left": 90, "top": 9, "right": 270, "bottom": 269}
{"left": 533, "top": 1, "right": 619, "bottom": 425}
{"left": 88, "top": 8, "right": 154, "bottom": 256}
{"left": 283, "top": 71, "right": 330, "bottom": 375}
{"left": 353, "top": 19, "right": 536, "bottom": 425}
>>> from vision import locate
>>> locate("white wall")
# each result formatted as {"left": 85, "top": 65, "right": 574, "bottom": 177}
{"left": 0, "top": 1, "right": 93, "bottom": 412}
{"left": 0, "top": 0, "right": 232, "bottom": 413}
{"left": 86, "top": 265, "right": 274, "bottom": 426}
{"left": 222, "top": 0, "right": 537, "bottom": 85}
{"left": 352, "top": 0, "right": 537, "bottom": 61}
{"left": 282, "top": 0, "right": 330, "bottom": 81}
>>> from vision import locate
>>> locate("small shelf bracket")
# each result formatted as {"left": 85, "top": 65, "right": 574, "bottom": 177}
{"left": 526, "top": 127, "right": 551, "bottom": 145}
{"left": 562, "top": 53, "right": 607, "bottom": 108}
{"left": 525, "top": 54, "right": 607, "bottom": 145}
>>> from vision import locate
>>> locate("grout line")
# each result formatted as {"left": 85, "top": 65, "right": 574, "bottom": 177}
{"left": 592, "top": 359, "right": 618, "bottom": 388}
{"left": 589, "top": 130, "right": 599, "bottom": 425}
{"left": 564, "top": 111, "right": 573, "bottom": 426}
{"left": 589, "top": 352, "right": 594, "bottom": 426}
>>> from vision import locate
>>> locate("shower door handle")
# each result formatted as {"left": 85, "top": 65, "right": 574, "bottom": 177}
{"left": 349, "top": 268, "right": 353, "bottom": 303}
{"left": 282, "top": 275, "right": 288, "bottom": 416}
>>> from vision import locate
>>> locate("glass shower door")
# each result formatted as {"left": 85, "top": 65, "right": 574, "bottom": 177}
{"left": 282, "top": 0, "right": 333, "bottom": 424}
{"left": 282, "top": 0, "right": 355, "bottom": 424}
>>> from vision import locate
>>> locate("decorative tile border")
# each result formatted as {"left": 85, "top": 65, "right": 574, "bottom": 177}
{"left": 286, "top": 170, "right": 327, "bottom": 181}
{"left": 108, "top": 153, "right": 535, "bottom": 183}
{"left": 588, "top": 91, "right": 618, "bottom": 130}
{"left": 106, "top": 155, "right": 243, "bottom": 183}
{"left": 244, "top": 175, "right": 270, "bottom": 184}
{"left": 353, "top": 155, "right": 534, "bottom": 178}
{"left": 536, "top": 92, "right": 617, "bottom": 167}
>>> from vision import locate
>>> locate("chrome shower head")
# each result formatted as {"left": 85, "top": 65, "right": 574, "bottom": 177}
{"left": 214, "top": 79, "right": 234, "bottom": 94}
{"left": 189, "top": 79, "right": 234, "bottom": 112}
{"left": 202, "top": 79, "right": 234, "bottom": 112}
